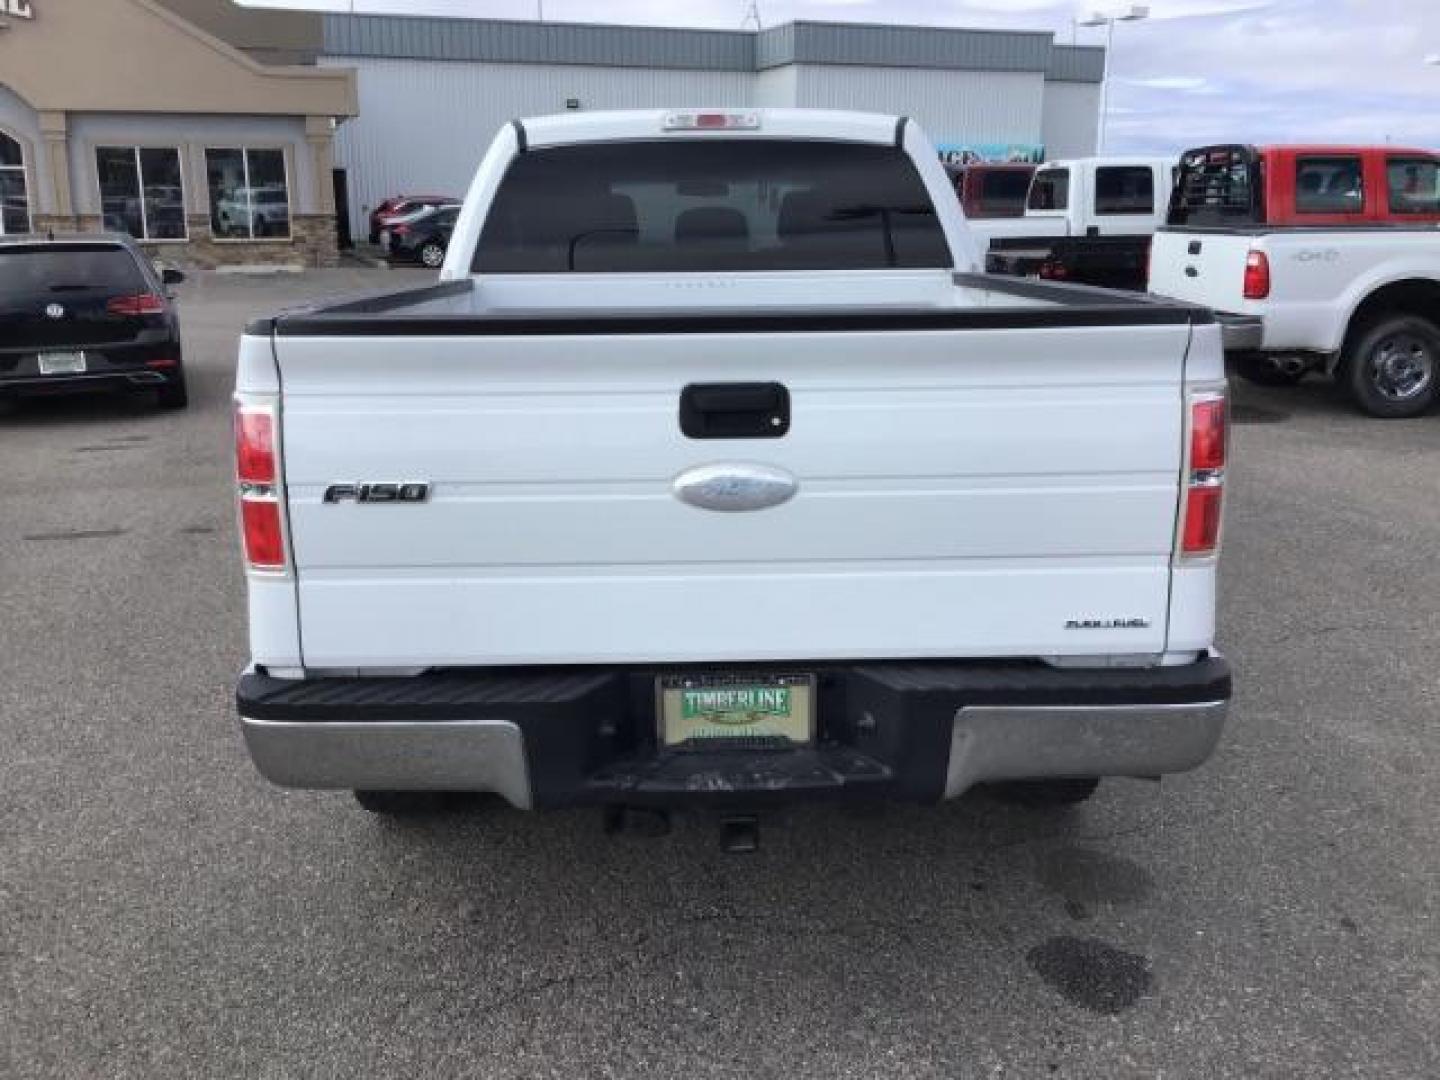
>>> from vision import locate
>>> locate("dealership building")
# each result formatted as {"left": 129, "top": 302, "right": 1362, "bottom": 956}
{"left": 0, "top": 0, "right": 1103, "bottom": 267}
{"left": 322, "top": 15, "right": 1105, "bottom": 239}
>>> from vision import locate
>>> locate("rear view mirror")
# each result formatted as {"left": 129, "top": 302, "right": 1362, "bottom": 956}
{"left": 161, "top": 266, "right": 186, "bottom": 286}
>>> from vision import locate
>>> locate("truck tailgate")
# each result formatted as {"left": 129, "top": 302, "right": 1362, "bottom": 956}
{"left": 270, "top": 318, "right": 1194, "bottom": 667}
{"left": 1148, "top": 229, "right": 1255, "bottom": 312}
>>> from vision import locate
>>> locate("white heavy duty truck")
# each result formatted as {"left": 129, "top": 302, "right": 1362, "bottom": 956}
{"left": 233, "top": 110, "right": 1231, "bottom": 840}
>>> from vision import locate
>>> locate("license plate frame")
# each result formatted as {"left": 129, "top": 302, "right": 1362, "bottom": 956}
{"left": 38, "top": 351, "right": 87, "bottom": 376}
{"left": 657, "top": 673, "right": 816, "bottom": 749}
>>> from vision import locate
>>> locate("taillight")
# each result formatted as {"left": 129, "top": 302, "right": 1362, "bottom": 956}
{"left": 235, "top": 408, "right": 275, "bottom": 484}
{"left": 234, "top": 399, "right": 289, "bottom": 572}
{"left": 390, "top": 224, "right": 410, "bottom": 236}
{"left": 1178, "top": 389, "right": 1228, "bottom": 560}
{"left": 1038, "top": 260, "right": 1068, "bottom": 281}
{"left": 106, "top": 293, "right": 166, "bottom": 316}
{"left": 240, "top": 499, "right": 286, "bottom": 569}
{"left": 1242, "top": 251, "right": 1270, "bottom": 300}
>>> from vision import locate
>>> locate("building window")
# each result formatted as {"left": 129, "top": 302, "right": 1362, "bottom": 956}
{"left": 1094, "top": 165, "right": 1155, "bottom": 215}
{"left": 0, "top": 131, "right": 31, "bottom": 236}
{"left": 1295, "top": 156, "right": 1365, "bottom": 215}
{"left": 95, "top": 147, "right": 187, "bottom": 240}
{"left": 206, "top": 148, "right": 291, "bottom": 240}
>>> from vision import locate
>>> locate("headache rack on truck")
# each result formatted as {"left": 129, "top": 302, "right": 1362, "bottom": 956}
{"left": 1169, "top": 146, "right": 1263, "bottom": 228}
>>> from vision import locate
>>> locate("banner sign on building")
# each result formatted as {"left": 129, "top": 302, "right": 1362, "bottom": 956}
{"left": 935, "top": 142, "right": 1045, "bottom": 166}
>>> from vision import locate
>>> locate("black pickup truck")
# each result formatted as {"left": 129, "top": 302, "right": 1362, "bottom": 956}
{"left": 0, "top": 233, "right": 188, "bottom": 408}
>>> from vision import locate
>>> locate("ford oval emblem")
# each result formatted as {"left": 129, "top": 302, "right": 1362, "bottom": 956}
{"left": 672, "top": 463, "right": 798, "bottom": 512}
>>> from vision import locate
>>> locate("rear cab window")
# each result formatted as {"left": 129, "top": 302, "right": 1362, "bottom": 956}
{"left": 1027, "top": 168, "right": 1069, "bottom": 212}
{"left": 474, "top": 140, "right": 951, "bottom": 273}
{"left": 0, "top": 244, "right": 146, "bottom": 303}
{"left": 1294, "top": 155, "right": 1365, "bottom": 215}
{"left": 1386, "top": 157, "right": 1440, "bottom": 216}
{"left": 1095, "top": 166, "right": 1155, "bottom": 215}
{"left": 976, "top": 170, "right": 1031, "bottom": 215}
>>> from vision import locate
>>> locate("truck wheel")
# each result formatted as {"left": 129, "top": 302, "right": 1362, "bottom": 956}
{"left": 419, "top": 241, "right": 446, "bottom": 268}
{"left": 988, "top": 778, "right": 1101, "bottom": 807}
{"left": 1233, "top": 352, "right": 1306, "bottom": 387}
{"left": 1343, "top": 314, "right": 1440, "bottom": 418}
{"left": 354, "top": 789, "right": 442, "bottom": 815}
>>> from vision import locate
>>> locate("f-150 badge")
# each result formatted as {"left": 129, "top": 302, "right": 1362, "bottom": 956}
{"left": 323, "top": 482, "right": 430, "bottom": 504}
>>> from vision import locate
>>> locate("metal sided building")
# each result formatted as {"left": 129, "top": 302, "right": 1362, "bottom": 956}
{"left": 320, "top": 14, "right": 1105, "bottom": 240}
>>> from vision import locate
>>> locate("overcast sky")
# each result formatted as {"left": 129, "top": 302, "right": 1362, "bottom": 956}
{"left": 243, "top": 1, "right": 1440, "bottom": 154}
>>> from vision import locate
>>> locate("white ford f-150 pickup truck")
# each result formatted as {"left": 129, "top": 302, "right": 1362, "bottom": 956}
{"left": 234, "top": 109, "right": 1231, "bottom": 829}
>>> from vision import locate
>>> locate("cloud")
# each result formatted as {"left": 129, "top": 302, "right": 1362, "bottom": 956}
{"left": 1127, "top": 76, "right": 1210, "bottom": 91}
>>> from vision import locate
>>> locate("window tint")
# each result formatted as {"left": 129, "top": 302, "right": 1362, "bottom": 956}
{"left": 976, "top": 170, "right": 1032, "bottom": 214}
{"left": 1095, "top": 165, "right": 1155, "bottom": 215}
{"left": 1295, "top": 156, "right": 1365, "bottom": 214}
{"left": 0, "top": 246, "right": 144, "bottom": 301}
{"left": 1028, "top": 168, "right": 1069, "bottom": 211}
{"left": 206, "top": 148, "right": 291, "bottom": 240}
{"left": 96, "top": 147, "right": 186, "bottom": 241}
{"left": 474, "top": 140, "right": 950, "bottom": 273}
{"left": 1387, "top": 158, "right": 1440, "bottom": 215}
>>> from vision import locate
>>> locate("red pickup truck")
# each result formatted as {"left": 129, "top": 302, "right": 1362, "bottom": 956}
{"left": 1152, "top": 144, "right": 1440, "bottom": 416}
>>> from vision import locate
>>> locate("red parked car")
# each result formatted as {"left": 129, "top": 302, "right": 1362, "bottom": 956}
{"left": 368, "top": 195, "right": 459, "bottom": 245}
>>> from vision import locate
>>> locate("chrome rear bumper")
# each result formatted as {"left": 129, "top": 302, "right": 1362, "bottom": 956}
{"left": 239, "top": 657, "right": 1231, "bottom": 808}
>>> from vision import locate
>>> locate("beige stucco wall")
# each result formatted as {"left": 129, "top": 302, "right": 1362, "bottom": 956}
{"left": 0, "top": 0, "right": 354, "bottom": 118}
{"left": 151, "top": 0, "right": 322, "bottom": 65}
{"left": 0, "top": 0, "right": 354, "bottom": 264}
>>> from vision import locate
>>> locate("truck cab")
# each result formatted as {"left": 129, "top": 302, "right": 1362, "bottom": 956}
{"left": 1168, "top": 144, "right": 1440, "bottom": 230}
{"left": 978, "top": 156, "right": 1177, "bottom": 290}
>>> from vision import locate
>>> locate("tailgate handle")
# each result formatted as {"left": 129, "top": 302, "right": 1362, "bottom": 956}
{"left": 680, "top": 382, "right": 790, "bottom": 439}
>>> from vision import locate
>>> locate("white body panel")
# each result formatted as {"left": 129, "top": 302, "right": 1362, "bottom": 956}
{"left": 1149, "top": 227, "right": 1440, "bottom": 353}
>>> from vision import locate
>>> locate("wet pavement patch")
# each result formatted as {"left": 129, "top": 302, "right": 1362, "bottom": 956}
{"left": 1027, "top": 936, "right": 1152, "bottom": 1015}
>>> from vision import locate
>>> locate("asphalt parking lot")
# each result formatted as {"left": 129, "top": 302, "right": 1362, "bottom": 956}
{"left": 3, "top": 269, "right": 1437, "bottom": 1079}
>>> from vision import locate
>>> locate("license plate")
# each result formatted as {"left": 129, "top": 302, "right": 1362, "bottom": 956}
{"left": 39, "top": 352, "right": 86, "bottom": 375}
{"left": 658, "top": 674, "right": 815, "bottom": 748}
